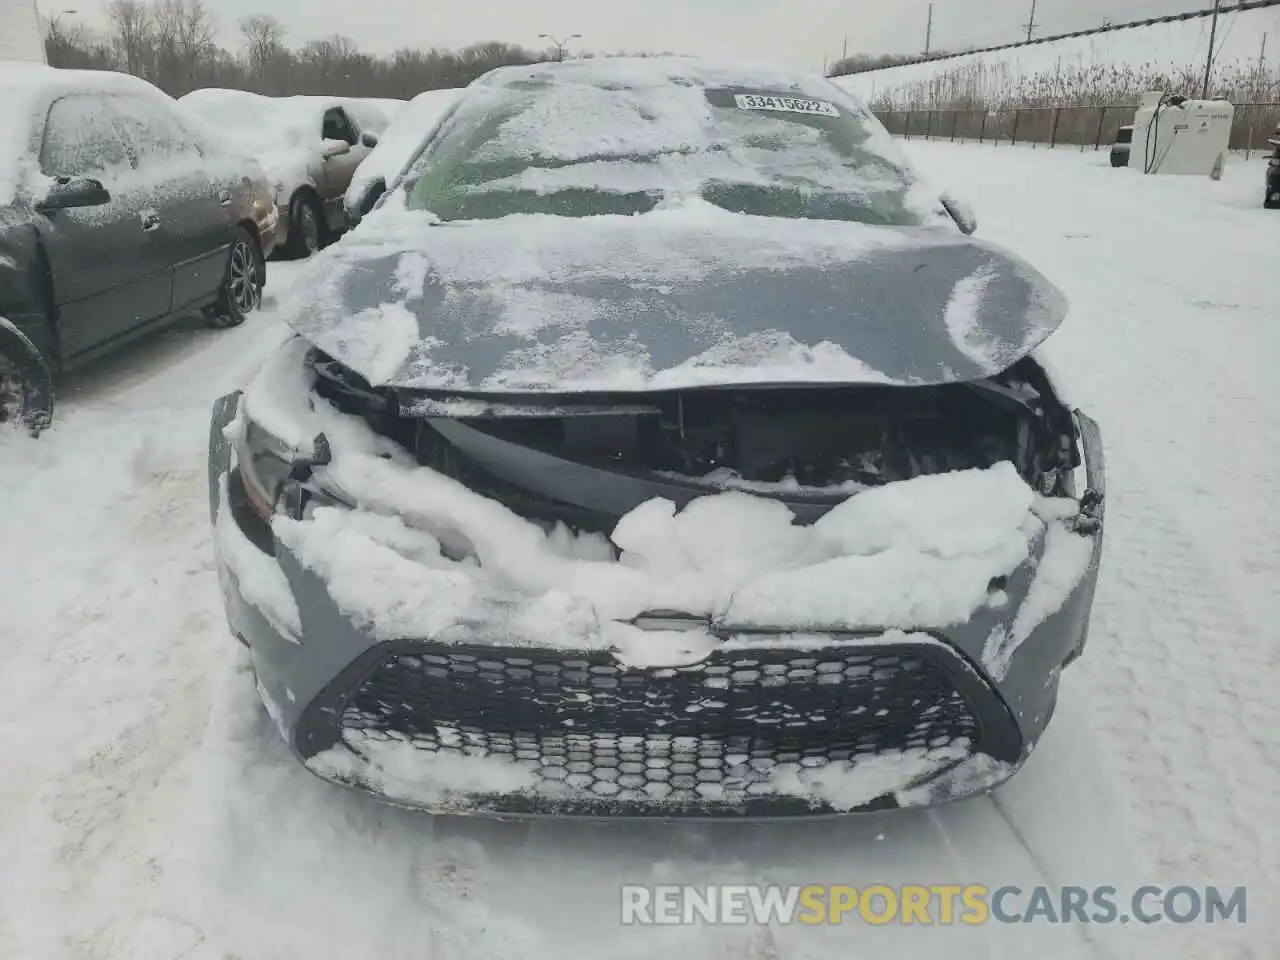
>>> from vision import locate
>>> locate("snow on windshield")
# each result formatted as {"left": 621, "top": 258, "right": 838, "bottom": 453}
{"left": 402, "top": 59, "right": 943, "bottom": 223}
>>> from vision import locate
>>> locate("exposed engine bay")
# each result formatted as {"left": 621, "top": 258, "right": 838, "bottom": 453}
{"left": 308, "top": 348, "right": 1080, "bottom": 536}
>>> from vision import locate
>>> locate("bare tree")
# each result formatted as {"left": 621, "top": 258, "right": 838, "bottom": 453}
{"left": 37, "top": 13, "right": 663, "bottom": 99}
{"left": 105, "top": 0, "right": 152, "bottom": 78}
{"left": 239, "top": 14, "right": 284, "bottom": 78}
{"left": 150, "top": 0, "right": 182, "bottom": 89}
{"left": 174, "top": 0, "right": 217, "bottom": 92}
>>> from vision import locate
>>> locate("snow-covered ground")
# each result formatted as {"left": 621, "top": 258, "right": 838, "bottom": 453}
{"left": 1, "top": 144, "right": 1276, "bottom": 960}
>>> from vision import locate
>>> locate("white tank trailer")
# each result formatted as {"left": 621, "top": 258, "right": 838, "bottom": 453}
{"left": 1129, "top": 91, "right": 1234, "bottom": 177}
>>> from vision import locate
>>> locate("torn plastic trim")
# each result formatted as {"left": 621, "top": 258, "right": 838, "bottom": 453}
{"left": 1069, "top": 410, "right": 1105, "bottom": 535}
{"left": 427, "top": 414, "right": 842, "bottom": 524}
{"left": 390, "top": 377, "right": 1041, "bottom": 422}
{"left": 398, "top": 394, "right": 663, "bottom": 419}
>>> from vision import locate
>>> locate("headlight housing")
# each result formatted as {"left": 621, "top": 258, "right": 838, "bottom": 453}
{"left": 237, "top": 419, "right": 299, "bottom": 521}
{"left": 233, "top": 416, "right": 336, "bottom": 531}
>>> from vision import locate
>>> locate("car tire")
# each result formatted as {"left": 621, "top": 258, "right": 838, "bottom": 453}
{"left": 1110, "top": 150, "right": 1128, "bottom": 168}
{"left": 207, "top": 228, "right": 264, "bottom": 330}
{"left": 1265, "top": 190, "right": 1280, "bottom": 210}
{"left": 0, "top": 316, "right": 54, "bottom": 435}
{"left": 283, "top": 192, "right": 325, "bottom": 259}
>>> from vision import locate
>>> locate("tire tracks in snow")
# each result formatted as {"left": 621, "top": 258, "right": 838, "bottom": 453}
{"left": 906, "top": 142, "right": 1279, "bottom": 960}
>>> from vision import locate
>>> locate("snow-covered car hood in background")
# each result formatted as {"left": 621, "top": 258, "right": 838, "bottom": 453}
{"left": 280, "top": 202, "right": 1069, "bottom": 392}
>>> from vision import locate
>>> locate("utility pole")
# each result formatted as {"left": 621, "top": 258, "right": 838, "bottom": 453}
{"left": 1024, "top": 0, "right": 1038, "bottom": 42}
{"left": 924, "top": 3, "right": 935, "bottom": 57}
{"left": 1201, "top": 0, "right": 1222, "bottom": 98}
{"left": 539, "top": 32, "right": 581, "bottom": 62}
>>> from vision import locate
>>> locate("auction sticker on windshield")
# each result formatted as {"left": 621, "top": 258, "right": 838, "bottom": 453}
{"left": 734, "top": 94, "right": 839, "bottom": 117}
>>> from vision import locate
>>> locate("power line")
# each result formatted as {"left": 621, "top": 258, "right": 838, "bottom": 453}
{"left": 934, "top": 0, "right": 1258, "bottom": 58}
{"left": 844, "top": 0, "right": 1280, "bottom": 72}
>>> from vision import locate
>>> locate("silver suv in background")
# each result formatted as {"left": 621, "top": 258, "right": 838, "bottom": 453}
{"left": 179, "top": 92, "right": 392, "bottom": 258}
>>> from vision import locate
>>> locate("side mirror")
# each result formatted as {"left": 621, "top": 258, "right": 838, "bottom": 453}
{"left": 361, "top": 132, "right": 379, "bottom": 148}
{"left": 344, "top": 175, "right": 386, "bottom": 226}
{"left": 940, "top": 191, "right": 978, "bottom": 236}
{"left": 322, "top": 139, "right": 351, "bottom": 159}
{"left": 35, "top": 177, "right": 111, "bottom": 213}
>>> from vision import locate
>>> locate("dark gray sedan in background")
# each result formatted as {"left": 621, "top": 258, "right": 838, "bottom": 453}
{"left": 0, "top": 63, "right": 275, "bottom": 400}
{"left": 209, "top": 57, "right": 1105, "bottom": 818}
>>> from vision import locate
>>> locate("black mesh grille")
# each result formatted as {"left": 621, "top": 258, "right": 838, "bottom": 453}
{"left": 309, "top": 637, "right": 1018, "bottom": 815}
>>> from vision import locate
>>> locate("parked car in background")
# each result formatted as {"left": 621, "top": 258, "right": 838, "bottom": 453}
{"left": 1110, "top": 124, "right": 1133, "bottom": 167}
{"left": 0, "top": 64, "right": 273, "bottom": 390}
{"left": 179, "top": 91, "right": 390, "bottom": 259}
{"left": 344, "top": 88, "right": 460, "bottom": 221}
{"left": 212, "top": 57, "right": 1105, "bottom": 819}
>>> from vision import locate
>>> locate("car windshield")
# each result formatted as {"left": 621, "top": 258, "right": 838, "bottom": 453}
{"left": 402, "top": 77, "right": 932, "bottom": 226}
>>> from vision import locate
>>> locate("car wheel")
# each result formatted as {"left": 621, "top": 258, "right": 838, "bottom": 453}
{"left": 284, "top": 193, "right": 324, "bottom": 259}
{"left": 1266, "top": 190, "right": 1280, "bottom": 210}
{"left": 0, "top": 317, "right": 54, "bottom": 436}
{"left": 208, "top": 228, "right": 264, "bottom": 330}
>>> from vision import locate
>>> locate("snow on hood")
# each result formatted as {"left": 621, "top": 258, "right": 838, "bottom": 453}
{"left": 281, "top": 56, "right": 1066, "bottom": 392}
{"left": 345, "top": 88, "right": 461, "bottom": 210}
{"left": 280, "top": 200, "right": 1067, "bottom": 392}
{"left": 235, "top": 340, "right": 1091, "bottom": 660}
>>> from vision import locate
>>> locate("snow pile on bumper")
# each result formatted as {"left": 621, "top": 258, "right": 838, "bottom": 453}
{"left": 220, "top": 339, "right": 1095, "bottom": 815}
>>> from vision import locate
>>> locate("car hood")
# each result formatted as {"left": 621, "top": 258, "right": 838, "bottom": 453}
{"left": 281, "top": 204, "right": 1068, "bottom": 394}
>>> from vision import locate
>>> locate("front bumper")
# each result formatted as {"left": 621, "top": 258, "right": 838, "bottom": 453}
{"left": 208, "top": 391, "right": 1105, "bottom": 818}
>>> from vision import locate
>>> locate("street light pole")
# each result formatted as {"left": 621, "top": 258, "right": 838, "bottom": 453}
{"left": 539, "top": 33, "right": 582, "bottom": 62}
{"left": 1201, "top": 0, "right": 1222, "bottom": 99}
{"left": 44, "top": 6, "right": 79, "bottom": 34}
{"left": 41, "top": 7, "right": 79, "bottom": 64}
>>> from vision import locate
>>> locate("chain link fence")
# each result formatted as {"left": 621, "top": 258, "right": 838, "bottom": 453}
{"left": 871, "top": 103, "right": 1280, "bottom": 159}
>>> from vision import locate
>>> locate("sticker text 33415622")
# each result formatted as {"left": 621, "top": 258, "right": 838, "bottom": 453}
{"left": 733, "top": 94, "right": 840, "bottom": 118}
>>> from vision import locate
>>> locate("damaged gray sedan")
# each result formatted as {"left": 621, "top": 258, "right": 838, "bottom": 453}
{"left": 208, "top": 57, "right": 1105, "bottom": 817}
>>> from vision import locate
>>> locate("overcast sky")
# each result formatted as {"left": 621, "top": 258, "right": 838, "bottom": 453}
{"left": 64, "top": 0, "right": 1210, "bottom": 70}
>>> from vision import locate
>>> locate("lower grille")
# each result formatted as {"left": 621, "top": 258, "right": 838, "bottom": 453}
{"left": 301, "top": 636, "right": 1021, "bottom": 816}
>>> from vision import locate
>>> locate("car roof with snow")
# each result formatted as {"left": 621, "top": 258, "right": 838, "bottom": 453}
{"left": 178, "top": 89, "right": 392, "bottom": 144}
{"left": 0, "top": 63, "right": 174, "bottom": 204}
{"left": 282, "top": 56, "right": 1069, "bottom": 395}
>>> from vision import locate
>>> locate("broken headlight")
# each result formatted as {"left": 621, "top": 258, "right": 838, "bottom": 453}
{"left": 235, "top": 418, "right": 333, "bottom": 523}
